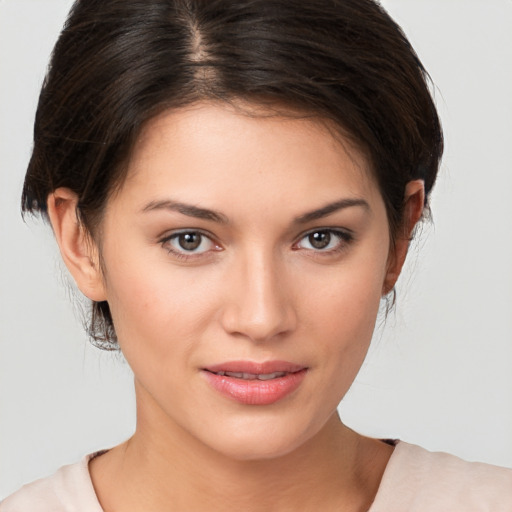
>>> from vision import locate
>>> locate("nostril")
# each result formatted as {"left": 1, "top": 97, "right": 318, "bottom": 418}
{"left": 220, "top": 303, "right": 296, "bottom": 343}
{"left": 218, "top": 259, "right": 297, "bottom": 342}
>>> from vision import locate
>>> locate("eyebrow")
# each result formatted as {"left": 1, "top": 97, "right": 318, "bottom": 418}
{"left": 140, "top": 197, "right": 369, "bottom": 225}
{"left": 293, "top": 198, "right": 370, "bottom": 224}
{"left": 141, "top": 199, "right": 229, "bottom": 224}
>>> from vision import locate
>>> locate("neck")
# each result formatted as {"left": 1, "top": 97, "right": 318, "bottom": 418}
{"left": 90, "top": 387, "right": 391, "bottom": 512}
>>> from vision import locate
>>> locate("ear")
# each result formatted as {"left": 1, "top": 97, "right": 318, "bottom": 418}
{"left": 47, "top": 188, "right": 107, "bottom": 302}
{"left": 383, "top": 180, "right": 425, "bottom": 295}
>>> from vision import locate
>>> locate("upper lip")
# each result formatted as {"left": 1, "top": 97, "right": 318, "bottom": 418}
{"left": 203, "top": 360, "right": 307, "bottom": 375}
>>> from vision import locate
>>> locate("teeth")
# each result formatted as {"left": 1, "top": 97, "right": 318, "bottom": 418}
{"left": 226, "top": 372, "right": 246, "bottom": 379}
{"left": 215, "top": 371, "right": 287, "bottom": 380}
{"left": 257, "top": 372, "right": 286, "bottom": 380}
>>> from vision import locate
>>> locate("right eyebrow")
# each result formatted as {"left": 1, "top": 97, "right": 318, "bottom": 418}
{"left": 140, "top": 199, "right": 229, "bottom": 224}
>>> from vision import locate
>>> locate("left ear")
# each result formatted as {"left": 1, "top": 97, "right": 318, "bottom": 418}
{"left": 383, "top": 180, "right": 425, "bottom": 295}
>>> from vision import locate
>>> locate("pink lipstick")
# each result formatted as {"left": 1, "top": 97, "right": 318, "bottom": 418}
{"left": 202, "top": 361, "right": 307, "bottom": 405}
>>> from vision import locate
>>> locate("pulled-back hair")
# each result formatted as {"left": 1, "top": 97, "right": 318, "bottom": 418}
{"left": 22, "top": 0, "right": 443, "bottom": 348}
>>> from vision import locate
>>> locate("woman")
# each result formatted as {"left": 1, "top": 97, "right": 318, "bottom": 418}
{"left": 1, "top": 0, "right": 511, "bottom": 510}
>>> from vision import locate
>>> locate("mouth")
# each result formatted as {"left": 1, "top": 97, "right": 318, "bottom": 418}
{"left": 207, "top": 370, "right": 289, "bottom": 381}
{"left": 202, "top": 361, "right": 308, "bottom": 405}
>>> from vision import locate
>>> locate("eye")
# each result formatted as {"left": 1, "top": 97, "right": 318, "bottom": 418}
{"left": 161, "top": 230, "right": 220, "bottom": 257}
{"left": 295, "top": 229, "right": 352, "bottom": 252}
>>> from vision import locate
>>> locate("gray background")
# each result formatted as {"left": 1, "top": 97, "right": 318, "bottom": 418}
{"left": 1, "top": 0, "right": 511, "bottom": 499}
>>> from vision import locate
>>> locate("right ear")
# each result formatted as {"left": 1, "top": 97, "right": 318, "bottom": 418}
{"left": 47, "top": 188, "right": 107, "bottom": 302}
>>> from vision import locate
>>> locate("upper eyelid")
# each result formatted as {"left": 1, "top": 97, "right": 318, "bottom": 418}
{"left": 157, "top": 227, "right": 353, "bottom": 249}
{"left": 159, "top": 230, "right": 220, "bottom": 259}
{"left": 158, "top": 230, "right": 221, "bottom": 257}
{"left": 293, "top": 228, "right": 354, "bottom": 251}
{"left": 294, "top": 227, "right": 354, "bottom": 242}
{"left": 159, "top": 228, "right": 217, "bottom": 242}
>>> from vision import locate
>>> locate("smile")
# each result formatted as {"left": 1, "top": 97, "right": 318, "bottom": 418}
{"left": 210, "top": 371, "right": 288, "bottom": 380}
{"left": 202, "top": 361, "right": 308, "bottom": 405}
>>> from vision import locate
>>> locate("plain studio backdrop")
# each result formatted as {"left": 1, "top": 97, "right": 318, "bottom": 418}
{"left": 1, "top": 0, "right": 511, "bottom": 499}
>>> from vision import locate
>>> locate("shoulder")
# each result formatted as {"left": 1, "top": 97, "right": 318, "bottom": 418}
{"left": 370, "top": 441, "right": 512, "bottom": 512}
{"left": 0, "top": 454, "right": 103, "bottom": 512}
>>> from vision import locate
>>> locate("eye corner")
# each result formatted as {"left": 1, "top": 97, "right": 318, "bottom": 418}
{"left": 158, "top": 229, "right": 223, "bottom": 261}
{"left": 294, "top": 227, "right": 354, "bottom": 254}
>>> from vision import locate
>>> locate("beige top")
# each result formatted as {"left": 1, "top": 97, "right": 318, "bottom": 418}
{"left": 2, "top": 442, "right": 512, "bottom": 511}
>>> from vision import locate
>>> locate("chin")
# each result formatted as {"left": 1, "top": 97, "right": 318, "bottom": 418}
{"left": 213, "top": 436, "right": 306, "bottom": 462}
{"left": 195, "top": 412, "right": 327, "bottom": 462}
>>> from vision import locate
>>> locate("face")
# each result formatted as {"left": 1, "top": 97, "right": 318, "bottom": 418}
{"left": 96, "top": 102, "right": 393, "bottom": 460}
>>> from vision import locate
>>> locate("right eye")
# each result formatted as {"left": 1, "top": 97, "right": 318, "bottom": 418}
{"left": 160, "top": 230, "right": 221, "bottom": 259}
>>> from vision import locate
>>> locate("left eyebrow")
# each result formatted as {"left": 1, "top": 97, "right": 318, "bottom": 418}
{"left": 293, "top": 198, "right": 370, "bottom": 224}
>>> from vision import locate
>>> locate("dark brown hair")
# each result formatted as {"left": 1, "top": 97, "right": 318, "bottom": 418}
{"left": 22, "top": 0, "right": 443, "bottom": 348}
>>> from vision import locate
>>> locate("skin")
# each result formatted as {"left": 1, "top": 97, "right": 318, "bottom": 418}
{"left": 48, "top": 102, "right": 424, "bottom": 512}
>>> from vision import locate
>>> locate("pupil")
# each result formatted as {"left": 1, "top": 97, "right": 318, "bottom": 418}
{"left": 309, "top": 231, "right": 330, "bottom": 249}
{"left": 179, "top": 233, "right": 201, "bottom": 250}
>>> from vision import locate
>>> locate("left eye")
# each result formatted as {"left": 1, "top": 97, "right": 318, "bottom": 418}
{"left": 296, "top": 229, "right": 349, "bottom": 251}
{"left": 165, "top": 231, "right": 216, "bottom": 254}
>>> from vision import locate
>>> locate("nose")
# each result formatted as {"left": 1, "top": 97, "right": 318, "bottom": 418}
{"left": 220, "top": 251, "right": 297, "bottom": 343}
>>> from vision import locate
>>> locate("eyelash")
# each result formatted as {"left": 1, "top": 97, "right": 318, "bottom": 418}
{"left": 159, "top": 230, "right": 221, "bottom": 260}
{"left": 293, "top": 228, "right": 354, "bottom": 255}
{"left": 159, "top": 228, "right": 354, "bottom": 261}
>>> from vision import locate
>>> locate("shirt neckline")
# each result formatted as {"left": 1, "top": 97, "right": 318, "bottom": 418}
{"left": 83, "top": 440, "right": 404, "bottom": 511}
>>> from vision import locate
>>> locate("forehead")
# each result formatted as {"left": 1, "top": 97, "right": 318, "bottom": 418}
{"left": 117, "top": 101, "right": 380, "bottom": 215}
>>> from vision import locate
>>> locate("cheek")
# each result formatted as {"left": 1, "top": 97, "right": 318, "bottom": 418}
{"left": 314, "top": 276, "right": 382, "bottom": 362}
{"left": 304, "top": 247, "right": 388, "bottom": 377}
{"left": 308, "top": 249, "right": 387, "bottom": 329}
{"left": 103, "top": 268, "right": 219, "bottom": 411}
{"left": 309, "top": 292, "right": 380, "bottom": 414}
{"left": 102, "top": 251, "right": 222, "bottom": 359}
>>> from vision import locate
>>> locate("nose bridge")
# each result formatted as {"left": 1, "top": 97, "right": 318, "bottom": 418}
{"left": 221, "top": 245, "right": 296, "bottom": 342}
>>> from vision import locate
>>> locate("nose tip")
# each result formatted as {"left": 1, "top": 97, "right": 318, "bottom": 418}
{"left": 223, "top": 301, "right": 295, "bottom": 343}
{"left": 220, "top": 259, "right": 296, "bottom": 343}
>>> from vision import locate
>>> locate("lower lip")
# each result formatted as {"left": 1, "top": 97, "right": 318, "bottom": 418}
{"left": 202, "top": 369, "right": 307, "bottom": 405}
